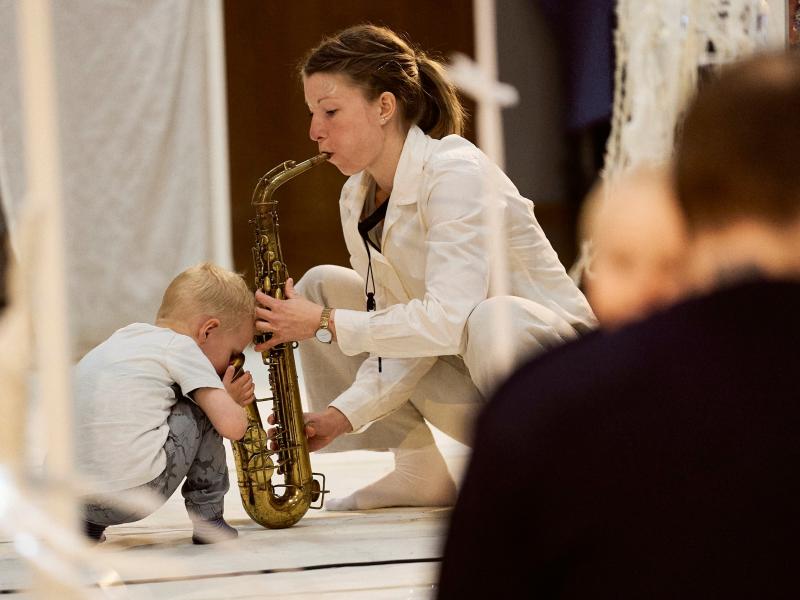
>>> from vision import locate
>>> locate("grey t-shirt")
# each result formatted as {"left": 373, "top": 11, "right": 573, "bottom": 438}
{"left": 73, "top": 323, "right": 224, "bottom": 493}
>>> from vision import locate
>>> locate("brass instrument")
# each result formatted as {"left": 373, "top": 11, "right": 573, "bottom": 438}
{"left": 232, "top": 153, "right": 330, "bottom": 528}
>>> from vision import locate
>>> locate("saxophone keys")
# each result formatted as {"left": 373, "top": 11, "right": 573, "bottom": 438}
{"left": 309, "top": 479, "right": 322, "bottom": 503}
{"left": 242, "top": 424, "right": 269, "bottom": 454}
{"left": 247, "top": 453, "right": 274, "bottom": 488}
{"left": 310, "top": 474, "right": 329, "bottom": 509}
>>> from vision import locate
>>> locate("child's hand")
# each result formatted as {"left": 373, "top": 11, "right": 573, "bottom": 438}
{"left": 222, "top": 365, "right": 256, "bottom": 407}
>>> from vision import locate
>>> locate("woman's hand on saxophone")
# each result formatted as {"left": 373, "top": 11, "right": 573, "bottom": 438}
{"left": 303, "top": 407, "right": 354, "bottom": 451}
{"left": 266, "top": 406, "right": 353, "bottom": 451}
{"left": 254, "top": 279, "right": 326, "bottom": 351}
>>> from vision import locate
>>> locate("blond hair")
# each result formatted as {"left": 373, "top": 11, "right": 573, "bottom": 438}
{"left": 157, "top": 262, "right": 254, "bottom": 331}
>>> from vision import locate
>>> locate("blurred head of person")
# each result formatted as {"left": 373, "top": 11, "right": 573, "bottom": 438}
{"left": 581, "top": 166, "right": 689, "bottom": 328}
{"left": 675, "top": 50, "right": 800, "bottom": 288}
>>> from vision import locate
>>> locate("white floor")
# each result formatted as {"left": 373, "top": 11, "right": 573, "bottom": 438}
{"left": 0, "top": 348, "right": 472, "bottom": 599}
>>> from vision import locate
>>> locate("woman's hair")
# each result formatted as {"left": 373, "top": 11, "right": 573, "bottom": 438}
{"left": 300, "top": 24, "right": 466, "bottom": 139}
{"left": 157, "top": 262, "right": 254, "bottom": 331}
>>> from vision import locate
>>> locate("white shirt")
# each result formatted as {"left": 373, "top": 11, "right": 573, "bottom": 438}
{"left": 74, "top": 323, "right": 224, "bottom": 493}
{"left": 330, "top": 126, "right": 597, "bottom": 431}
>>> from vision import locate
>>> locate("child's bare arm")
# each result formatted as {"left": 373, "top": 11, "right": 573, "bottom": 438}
{"left": 193, "top": 387, "right": 247, "bottom": 440}
{"left": 193, "top": 366, "right": 254, "bottom": 440}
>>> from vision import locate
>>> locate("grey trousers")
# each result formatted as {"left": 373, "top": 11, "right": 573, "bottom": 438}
{"left": 296, "top": 265, "right": 578, "bottom": 452}
{"left": 84, "top": 394, "right": 230, "bottom": 526}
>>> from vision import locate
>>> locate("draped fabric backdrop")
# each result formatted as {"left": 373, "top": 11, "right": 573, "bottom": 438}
{"left": 0, "top": 0, "right": 231, "bottom": 359}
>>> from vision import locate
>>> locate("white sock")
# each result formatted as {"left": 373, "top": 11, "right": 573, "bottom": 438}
{"left": 326, "top": 444, "right": 457, "bottom": 511}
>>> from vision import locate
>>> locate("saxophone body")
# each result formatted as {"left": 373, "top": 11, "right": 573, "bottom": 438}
{"left": 232, "top": 153, "right": 329, "bottom": 529}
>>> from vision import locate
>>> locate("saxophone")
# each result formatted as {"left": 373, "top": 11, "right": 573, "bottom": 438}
{"left": 231, "top": 152, "right": 330, "bottom": 529}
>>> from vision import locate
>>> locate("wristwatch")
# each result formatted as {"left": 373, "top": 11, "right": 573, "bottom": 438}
{"left": 315, "top": 307, "right": 333, "bottom": 344}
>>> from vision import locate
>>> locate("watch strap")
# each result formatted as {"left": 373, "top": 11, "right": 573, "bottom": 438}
{"left": 319, "top": 307, "right": 332, "bottom": 330}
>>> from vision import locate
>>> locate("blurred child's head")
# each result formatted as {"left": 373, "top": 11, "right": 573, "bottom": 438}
{"left": 157, "top": 262, "right": 255, "bottom": 374}
{"left": 581, "top": 166, "right": 688, "bottom": 328}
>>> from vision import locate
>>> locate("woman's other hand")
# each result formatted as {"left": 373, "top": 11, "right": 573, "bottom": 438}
{"left": 303, "top": 407, "right": 353, "bottom": 451}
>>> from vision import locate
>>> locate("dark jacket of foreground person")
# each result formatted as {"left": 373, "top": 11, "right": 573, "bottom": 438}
{"left": 439, "top": 278, "right": 800, "bottom": 599}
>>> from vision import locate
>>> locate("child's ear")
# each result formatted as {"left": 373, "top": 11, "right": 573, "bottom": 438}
{"left": 198, "top": 318, "right": 221, "bottom": 343}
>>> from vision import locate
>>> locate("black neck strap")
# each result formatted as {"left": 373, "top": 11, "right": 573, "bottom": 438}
{"left": 357, "top": 198, "right": 389, "bottom": 244}
{"left": 357, "top": 197, "right": 388, "bottom": 374}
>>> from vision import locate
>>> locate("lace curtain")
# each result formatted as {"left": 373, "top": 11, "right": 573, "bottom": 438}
{"left": 571, "top": 0, "right": 780, "bottom": 280}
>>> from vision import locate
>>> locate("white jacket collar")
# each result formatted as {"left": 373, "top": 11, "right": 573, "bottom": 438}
{"left": 389, "top": 125, "right": 427, "bottom": 206}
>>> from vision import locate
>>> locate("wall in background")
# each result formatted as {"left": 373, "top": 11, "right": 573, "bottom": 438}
{"left": 498, "top": 1, "right": 615, "bottom": 268}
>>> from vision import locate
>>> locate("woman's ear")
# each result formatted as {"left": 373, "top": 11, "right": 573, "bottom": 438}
{"left": 378, "top": 91, "right": 397, "bottom": 124}
{"left": 197, "top": 318, "right": 220, "bottom": 344}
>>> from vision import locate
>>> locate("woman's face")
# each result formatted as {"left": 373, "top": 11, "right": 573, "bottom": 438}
{"left": 303, "top": 72, "right": 386, "bottom": 176}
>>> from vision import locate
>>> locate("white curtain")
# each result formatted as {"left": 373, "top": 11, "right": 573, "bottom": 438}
{"left": 0, "top": 0, "right": 231, "bottom": 359}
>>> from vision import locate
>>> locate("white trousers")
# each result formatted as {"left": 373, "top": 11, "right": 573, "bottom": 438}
{"left": 295, "top": 265, "right": 577, "bottom": 452}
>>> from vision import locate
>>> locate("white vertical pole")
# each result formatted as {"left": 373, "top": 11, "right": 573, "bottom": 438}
{"left": 473, "top": 0, "right": 506, "bottom": 171}
{"left": 206, "top": 0, "right": 234, "bottom": 269}
{"left": 0, "top": 264, "right": 28, "bottom": 471}
{"left": 16, "top": 0, "right": 77, "bottom": 596}
{"left": 472, "top": 0, "right": 513, "bottom": 378}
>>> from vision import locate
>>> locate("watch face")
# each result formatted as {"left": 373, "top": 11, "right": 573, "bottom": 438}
{"left": 315, "top": 327, "right": 333, "bottom": 343}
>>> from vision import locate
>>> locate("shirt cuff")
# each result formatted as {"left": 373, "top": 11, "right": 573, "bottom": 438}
{"left": 330, "top": 384, "right": 379, "bottom": 434}
{"left": 334, "top": 308, "right": 373, "bottom": 356}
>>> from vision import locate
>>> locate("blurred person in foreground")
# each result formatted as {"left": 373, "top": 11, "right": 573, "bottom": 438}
{"left": 580, "top": 166, "right": 689, "bottom": 327}
{"left": 439, "top": 50, "right": 800, "bottom": 599}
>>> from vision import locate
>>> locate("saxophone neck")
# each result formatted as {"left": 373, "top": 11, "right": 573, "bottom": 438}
{"left": 252, "top": 152, "right": 330, "bottom": 207}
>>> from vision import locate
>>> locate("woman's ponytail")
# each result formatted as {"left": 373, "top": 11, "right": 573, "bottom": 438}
{"left": 416, "top": 53, "right": 466, "bottom": 139}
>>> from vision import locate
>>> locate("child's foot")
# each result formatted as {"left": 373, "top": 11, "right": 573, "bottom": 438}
{"left": 84, "top": 521, "right": 107, "bottom": 543}
{"left": 191, "top": 517, "right": 238, "bottom": 545}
